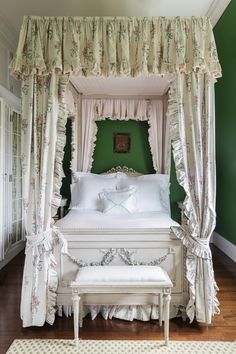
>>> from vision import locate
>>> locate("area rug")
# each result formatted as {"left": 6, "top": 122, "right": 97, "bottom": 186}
{"left": 6, "top": 339, "right": 236, "bottom": 354}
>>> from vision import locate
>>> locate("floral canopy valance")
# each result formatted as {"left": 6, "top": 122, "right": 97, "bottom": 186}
{"left": 10, "top": 16, "right": 221, "bottom": 79}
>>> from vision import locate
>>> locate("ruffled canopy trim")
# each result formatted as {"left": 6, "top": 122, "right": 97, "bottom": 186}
{"left": 10, "top": 16, "right": 221, "bottom": 79}
{"left": 50, "top": 75, "right": 69, "bottom": 218}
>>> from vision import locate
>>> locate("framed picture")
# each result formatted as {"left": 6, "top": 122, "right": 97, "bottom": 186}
{"left": 113, "top": 133, "right": 131, "bottom": 153}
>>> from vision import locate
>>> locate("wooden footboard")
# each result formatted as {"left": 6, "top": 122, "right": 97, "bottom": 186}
{"left": 54, "top": 228, "right": 187, "bottom": 316}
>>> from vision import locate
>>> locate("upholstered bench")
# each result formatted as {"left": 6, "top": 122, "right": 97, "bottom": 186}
{"left": 71, "top": 265, "right": 173, "bottom": 346}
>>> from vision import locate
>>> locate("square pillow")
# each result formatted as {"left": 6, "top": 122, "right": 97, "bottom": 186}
{"left": 70, "top": 176, "right": 117, "bottom": 210}
{"left": 99, "top": 186, "right": 138, "bottom": 214}
{"left": 117, "top": 174, "right": 168, "bottom": 212}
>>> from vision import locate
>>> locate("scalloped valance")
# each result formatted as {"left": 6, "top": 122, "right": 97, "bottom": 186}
{"left": 10, "top": 16, "right": 221, "bottom": 79}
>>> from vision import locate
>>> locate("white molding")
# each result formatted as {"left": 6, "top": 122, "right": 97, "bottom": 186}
{"left": 0, "top": 84, "right": 21, "bottom": 111}
{"left": 206, "top": 0, "right": 231, "bottom": 27}
{"left": 213, "top": 231, "right": 236, "bottom": 262}
{"left": 0, "top": 240, "right": 25, "bottom": 270}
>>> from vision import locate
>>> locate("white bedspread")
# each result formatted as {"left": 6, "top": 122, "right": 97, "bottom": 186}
{"left": 55, "top": 209, "right": 179, "bottom": 230}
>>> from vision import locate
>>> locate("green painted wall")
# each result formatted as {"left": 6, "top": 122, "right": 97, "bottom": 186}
{"left": 60, "top": 119, "right": 72, "bottom": 201}
{"left": 214, "top": 1, "right": 236, "bottom": 245}
{"left": 92, "top": 120, "right": 155, "bottom": 174}
{"left": 169, "top": 149, "right": 185, "bottom": 223}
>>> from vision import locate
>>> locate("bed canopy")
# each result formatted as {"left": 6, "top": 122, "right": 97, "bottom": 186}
{"left": 10, "top": 16, "right": 221, "bottom": 327}
{"left": 69, "top": 94, "right": 168, "bottom": 174}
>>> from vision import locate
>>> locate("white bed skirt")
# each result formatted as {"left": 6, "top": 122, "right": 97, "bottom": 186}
{"left": 57, "top": 304, "right": 185, "bottom": 322}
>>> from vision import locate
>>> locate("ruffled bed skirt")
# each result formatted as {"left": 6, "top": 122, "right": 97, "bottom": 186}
{"left": 57, "top": 304, "right": 186, "bottom": 322}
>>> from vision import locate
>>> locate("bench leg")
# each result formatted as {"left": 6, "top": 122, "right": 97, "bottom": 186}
{"left": 163, "top": 293, "right": 171, "bottom": 346}
{"left": 79, "top": 295, "right": 83, "bottom": 328}
{"left": 159, "top": 293, "right": 163, "bottom": 327}
{"left": 72, "top": 292, "right": 80, "bottom": 346}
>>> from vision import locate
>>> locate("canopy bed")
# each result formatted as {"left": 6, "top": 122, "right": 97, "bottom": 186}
{"left": 10, "top": 16, "right": 221, "bottom": 328}
{"left": 54, "top": 166, "right": 185, "bottom": 322}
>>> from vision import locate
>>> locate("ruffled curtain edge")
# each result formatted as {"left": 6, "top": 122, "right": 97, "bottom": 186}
{"left": 48, "top": 75, "right": 69, "bottom": 324}
{"left": 168, "top": 74, "right": 220, "bottom": 324}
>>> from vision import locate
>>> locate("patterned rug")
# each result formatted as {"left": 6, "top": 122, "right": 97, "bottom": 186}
{"left": 6, "top": 339, "right": 236, "bottom": 354}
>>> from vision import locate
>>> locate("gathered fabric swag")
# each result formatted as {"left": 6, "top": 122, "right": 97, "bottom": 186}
{"left": 10, "top": 15, "right": 221, "bottom": 327}
{"left": 10, "top": 16, "right": 221, "bottom": 79}
{"left": 75, "top": 98, "right": 167, "bottom": 174}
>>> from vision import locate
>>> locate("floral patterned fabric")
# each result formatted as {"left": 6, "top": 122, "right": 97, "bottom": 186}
{"left": 169, "top": 72, "right": 219, "bottom": 323}
{"left": 20, "top": 74, "right": 69, "bottom": 327}
{"left": 10, "top": 16, "right": 221, "bottom": 327}
{"left": 10, "top": 16, "right": 221, "bottom": 79}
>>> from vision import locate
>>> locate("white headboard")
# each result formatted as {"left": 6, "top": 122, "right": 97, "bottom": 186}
{"left": 102, "top": 166, "right": 142, "bottom": 176}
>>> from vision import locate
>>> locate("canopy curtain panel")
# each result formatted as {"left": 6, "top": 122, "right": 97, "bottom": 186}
{"left": 19, "top": 74, "right": 69, "bottom": 326}
{"left": 169, "top": 72, "right": 218, "bottom": 323}
{"left": 73, "top": 98, "right": 166, "bottom": 174}
{"left": 10, "top": 16, "right": 221, "bottom": 327}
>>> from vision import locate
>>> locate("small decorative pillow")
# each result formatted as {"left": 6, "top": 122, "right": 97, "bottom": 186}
{"left": 99, "top": 186, "right": 138, "bottom": 214}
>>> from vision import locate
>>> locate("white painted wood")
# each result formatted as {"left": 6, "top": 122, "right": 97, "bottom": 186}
{"left": 159, "top": 293, "right": 163, "bottom": 326}
{"left": 213, "top": 231, "right": 236, "bottom": 262}
{"left": 0, "top": 85, "right": 21, "bottom": 112}
{"left": 164, "top": 293, "right": 171, "bottom": 346}
{"left": 72, "top": 292, "right": 80, "bottom": 346}
{"left": 70, "top": 74, "right": 170, "bottom": 96}
{"left": 55, "top": 228, "right": 187, "bottom": 314}
{"left": 0, "top": 86, "right": 24, "bottom": 268}
{"left": 71, "top": 265, "right": 172, "bottom": 345}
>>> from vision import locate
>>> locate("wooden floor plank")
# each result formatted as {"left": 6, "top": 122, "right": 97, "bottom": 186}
{"left": 0, "top": 245, "right": 236, "bottom": 353}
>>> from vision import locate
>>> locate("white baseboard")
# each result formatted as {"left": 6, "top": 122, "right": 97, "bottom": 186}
{"left": 0, "top": 240, "right": 25, "bottom": 270}
{"left": 213, "top": 231, "right": 236, "bottom": 262}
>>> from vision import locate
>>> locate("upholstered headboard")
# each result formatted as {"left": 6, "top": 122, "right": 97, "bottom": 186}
{"left": 102, "top": 166, "right": 142, "bottom": 176}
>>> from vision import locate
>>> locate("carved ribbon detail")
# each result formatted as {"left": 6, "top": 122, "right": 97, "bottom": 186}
{"left": 67, "top": 248, "right": 169, "bottom": 268}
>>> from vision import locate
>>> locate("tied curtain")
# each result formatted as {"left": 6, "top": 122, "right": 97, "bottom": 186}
{"left": 20, "top": 74, "right": 69, "bottom": 326}
{"left": 77, "top": 98, "right": 166, "bottom": 174}
{"left": 169, "top": 73, "right": 219, "bottom": 323}
{"left": 10, "top": 16, "right": 221, "bottom": 327}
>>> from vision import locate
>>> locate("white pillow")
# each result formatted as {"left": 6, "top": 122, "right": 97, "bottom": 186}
{"left": 117, "top": 174, "right": 169, "bottom": 212}
{"left": 72, "top": 171, "right": 118, "bottom": 183}
{"left": 99, "top": 186, "right": 138, "bottom": 214}
{"left": 70, "top": 176, "right": 117, "bottom": 210}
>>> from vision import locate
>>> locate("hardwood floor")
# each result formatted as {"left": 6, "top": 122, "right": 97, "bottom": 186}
{"left": 0, "top": 245, "right": 236, "bottom": 353}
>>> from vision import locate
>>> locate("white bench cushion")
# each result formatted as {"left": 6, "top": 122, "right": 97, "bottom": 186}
{"left": 74, "top": 265, "right": 172, "bottom": 286}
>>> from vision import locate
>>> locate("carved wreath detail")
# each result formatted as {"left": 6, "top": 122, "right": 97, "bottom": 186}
{"left": 67, "top": 248, "right": 169, "bottom": 268}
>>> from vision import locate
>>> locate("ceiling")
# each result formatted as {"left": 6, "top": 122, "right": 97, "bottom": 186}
{"left": 70, "top": 74, "right": 170, "bottom": 97}
{"left": 0, "top": 0, "right": 231, "bottom": 42}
